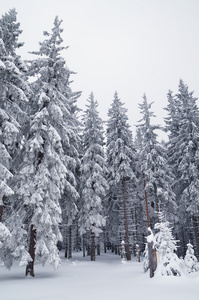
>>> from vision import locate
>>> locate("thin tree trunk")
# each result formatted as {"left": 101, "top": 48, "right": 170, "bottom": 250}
{"left": 143, "top": 173, "right": 150, "bottom": 228}
{"left": 65, "top": 227, "right": 68, "bottom": 258}
{"left": 153, "top": 182, "right": 160, "bottom": 223}
{"left": 68, "top": 225, "right": 72, "bottom": 259}
{"left": 97, "top": 242, "right": 100, "bottom": 256}
{"left": 135, "top": 208, "right": 139, "bottom": 245}
{"left": 26, "top": 224, "right": 36, "bottom": 277}
{"left": 122, "top": 178, "right": 131, "bottom": 261}
{"left": 83, "top": 234, "right": 86, "bottom": 257}
{"left": 90, "top": 230, "right": 95, "bottom": 261}
{"left": 192, "top": 215, "right": 199, "bottom": 257}
{"left": 103, "top": 230, "right": 107, "bottom": 253}
{"left": 0, "top": 195, "right": 5, "bottom": 222}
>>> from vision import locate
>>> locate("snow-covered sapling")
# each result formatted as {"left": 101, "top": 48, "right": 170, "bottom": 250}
{"left": 184, "top": 243, "right": 199, "bottom": 274}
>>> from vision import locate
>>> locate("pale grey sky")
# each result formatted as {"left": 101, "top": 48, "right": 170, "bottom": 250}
{"left": 1, "top": 0, "right": 199, "bottom": 139}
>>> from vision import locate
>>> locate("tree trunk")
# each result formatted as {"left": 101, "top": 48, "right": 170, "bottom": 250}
{"left": 0, "top": 202, "right": 3, "bottom": 223}
{"left": 122, "top": 178, "right": 131, "bottom": 261}
{"left": 148, "top": 240, "right": 157, "bottom": 278}
{"left": 192, "top": 215, "right": 199, "bottom": 257}
{"left": 83, "top": 234, "right": 86, "bottom": 257}
{"left": 68, "top": 225, "right": 72, "bottom": 259}
{"left": 103, "top": 230, "right": 107, "bottom": 253}
{"left": 26, "top": 224, "right": 36, "bottom": 277}
{"left": 153, "top": 182, "right": 160, "bottom": 223}
{"left": 65, "top": 228, "right": 68, "bottom": 258}
{"left": 0, "top": 195, "right": 5, "bottom": 222}
{"left": 143, "top": 173, "right": 150, "bottom": 228}
{"left": 97, "top": 242, "right": 100, "bottom": 256}
{"left": 90, "top": 231, "right": 95, "bottom": 261}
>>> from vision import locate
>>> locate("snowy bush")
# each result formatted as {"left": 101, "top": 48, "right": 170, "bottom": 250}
{"left": 183, "top": 243, "right": 199, "bottom": 274}
{"left": 154, "top": 214, "right": 183, "bottom": 276}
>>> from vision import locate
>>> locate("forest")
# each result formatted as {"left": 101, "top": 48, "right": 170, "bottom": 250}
{"left": 0, "top": 9, "right": 199, "bottom": 278}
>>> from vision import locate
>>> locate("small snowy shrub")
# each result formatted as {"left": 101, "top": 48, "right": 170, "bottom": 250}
{"left": 154, "top": 213, "right": 183, "bottom": 276}
{"left": 183, "top": 243, "right": 199, "bottom": 274}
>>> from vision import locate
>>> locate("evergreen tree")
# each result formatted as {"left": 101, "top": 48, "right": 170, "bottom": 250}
{"left": 0, "top": 9, "right": 30, "bottom": 268}
{"left": 13, "top": 16, "right": 80, "bottom": 276}
{"left": 165, "top": 80, "right": 199, "bottom": 257}
{"left": 183, "top": 242, "right": 199, "bottom": 274}
{"left": 106, "top": 92, "right": 136, "bottom": 260}
{"left": 137, "top": 94, "right": 176, "bottom": 228}
{"left": 79, "top": 93, "right": 108, "bottom": 261}
{"left": 154, "top": 212, "right": 182, "bottom": 276}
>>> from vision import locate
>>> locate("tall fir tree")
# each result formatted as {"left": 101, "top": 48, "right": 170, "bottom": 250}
{"left": 13, "top": 16, "right": 80, "bottom": 276}
{"left": 137, "top": 94, "right": 176, "bottom": 229}
{"left": 79, "top": 93, "right": 108, "bottom": 261}
{"left": 0, "top": 9, "right": 30, "bottom": 269}
{"left": 165, "top": 80, "right": 199, "bottom": 257}
{"left": 106, "top": 92, "right": 136, "bottom": 260}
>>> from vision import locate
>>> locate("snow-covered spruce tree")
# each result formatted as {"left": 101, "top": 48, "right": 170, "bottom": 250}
{"left": 165, "top": 80, "right": 199, "bottom": 257}
{"left": 79, "top": 93, "right": 108, "bottom": 261}
{"left": 137, "top": 94, "right": 176, "bottom": 228}
{"left": 0, "top": 9, "right": 31, "bottom": 268}
{"left": 154, "top": 212, "right": 182, "bottom": 276}
{"left": 183, "top": 242, "right": 199, "bottom": 274}
{"left": 106, "top": 92, "right": 136, "bottom": 260}
{"left": 13, "top": 16, "right": 80, "bottom": 276}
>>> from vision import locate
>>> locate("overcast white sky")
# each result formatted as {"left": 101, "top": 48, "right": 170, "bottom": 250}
{"left": 1, "top": 0, "right": 199, "bottom": 139}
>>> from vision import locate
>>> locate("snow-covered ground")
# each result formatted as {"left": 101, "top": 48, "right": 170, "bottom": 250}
{"left": 1, "top": 251, "right": 199, "bottom": 300}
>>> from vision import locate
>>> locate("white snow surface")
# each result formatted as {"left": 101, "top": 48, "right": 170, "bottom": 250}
{"left": 1, "top": 251, "right": 199, "bottom": 300}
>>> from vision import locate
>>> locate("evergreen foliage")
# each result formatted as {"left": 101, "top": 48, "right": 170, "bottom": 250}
{"left": 165, "top": 80, "right": 199, "bottom": 257}
{"left": 0, "top": 9, "right": 30, "bottom": 268}
{"left": 183, "top": 242, "right": 199, "bottom": 274}
{"left": 155, "top": 212, "right": 182, "bottom": 276}
{"left": 79, "top": 93, "right": 108, "bottom": 261}
{"left": 106, "top": 92, "right": 136, "bottom": 260}
{"left": 1, "top": 8, "right": 199, "bottom": 276}
{"left": 137, "top": 94, "right": 176, "bottom": 228}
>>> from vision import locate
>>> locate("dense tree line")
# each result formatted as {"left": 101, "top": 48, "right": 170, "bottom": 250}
{"left": 0, "top": 10, "right": 199, "bottom": 276}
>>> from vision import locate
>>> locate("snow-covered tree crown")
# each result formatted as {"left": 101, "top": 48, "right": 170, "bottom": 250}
{"left": 0, "top": 9, "right": 23, "bottom": 56}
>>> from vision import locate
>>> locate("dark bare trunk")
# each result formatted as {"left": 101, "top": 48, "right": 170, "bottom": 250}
{"left": 97, "top": 242, "right": 100, "bottom": 256}
{"left": 122, "top": 178, "right": 131, "bottom": 261}
{"left": 0, "top": 203, "right": 3, "bottom": 223}
{"left": 103, "top": 230, "right": 107, "bottom": 253}
{"left": 0, "top": 195, "right": 5, "bottom": 222}
{"left": 192, "top": 215, "right": 199, "bottom": 257}
{"left": 153, "top": 182, "right": 160, "bottom": 223}
{"left": 90, "top": 231, "right": 95, "bottom": 261}
{"left": 143, "top": 173, "right": 150, "bottom": 228}
{"left": 26, "top": 224, "right": 36, "bottom": 277}
{"left": 83, "top": 234, "right": 86, "bottom": 257}
{"left": 68, "top": 225, "right": 72, "bottom": 259}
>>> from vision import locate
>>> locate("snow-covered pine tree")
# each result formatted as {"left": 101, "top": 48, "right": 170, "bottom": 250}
{"left": 154, "top": 212, "right": 182, "bottom": 276}
{"left": 165, "top": 80, "right": 199, "bottom": 257}
{"left": 13, "top": 16, "right": 80, "bottom": 276}
{"left": 0, "top": 9, "right": 30, "bottom": 269}
{"left": 137, "top": 94, "right": 176, "bottom": 228}
{"left": 106, "top": 92, "right": 136, "bottom": 261}
{"left": 79, "top": 93, "right": 108, "bottom": 261}
{"left": 183, "top": 242, "right": 199, "bottom": 274}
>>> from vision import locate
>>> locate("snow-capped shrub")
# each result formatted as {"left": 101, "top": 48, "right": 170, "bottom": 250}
{"left": 154, "top": 213, "right": 183, "bottom": 276}
{"left": 183, "top": 243, "right": 199, "bottom": 274}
